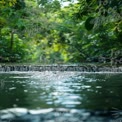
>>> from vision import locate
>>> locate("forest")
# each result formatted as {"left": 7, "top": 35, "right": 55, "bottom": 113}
{"left": 0, "top": 0, "right": 122, "bottom": 64}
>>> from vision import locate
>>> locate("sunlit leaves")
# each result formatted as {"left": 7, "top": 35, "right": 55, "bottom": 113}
{"left": 1, "top": 27, "right": 10, "bottom": 34}
{"left": 0, "top": 0, "right": 16, "bottom": 8}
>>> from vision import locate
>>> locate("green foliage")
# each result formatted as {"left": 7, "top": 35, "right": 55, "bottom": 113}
{"left": 85, "top": 17, "right": 94, "bottom": 30}
{"left": 0, "top": 0, "right": 122, "bottom": 64}
{"left": 13, "top": 0, "right": 25, "bottom": 10}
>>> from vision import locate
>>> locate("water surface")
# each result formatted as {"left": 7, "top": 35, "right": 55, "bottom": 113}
{"left": 0, "top": 71, "right": 122, "bottom": 110}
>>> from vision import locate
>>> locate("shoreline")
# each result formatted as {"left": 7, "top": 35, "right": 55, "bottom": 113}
{"left": 0, "top": 64, "right": 122, "bottom": 72}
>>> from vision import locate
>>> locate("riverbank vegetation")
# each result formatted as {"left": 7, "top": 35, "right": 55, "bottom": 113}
{"left": 0, "top": 0, "right": 122, "bottom": 64}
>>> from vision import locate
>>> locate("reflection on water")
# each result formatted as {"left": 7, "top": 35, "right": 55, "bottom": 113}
{"left": 0, "top": 71, "right": 122, "bottom": 110}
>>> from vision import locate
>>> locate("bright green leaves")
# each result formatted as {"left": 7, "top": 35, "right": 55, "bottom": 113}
{"left": 85, "top": 17, "right": 95, "bottom": 30}
{"left": 1, "top": 27, "right": 10, "bottom": 35}
{"left": 0, "top": 0, "right": 17, "bottom": 8}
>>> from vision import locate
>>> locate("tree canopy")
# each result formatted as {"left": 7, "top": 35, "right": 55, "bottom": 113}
{"left": 0, "top": 0, "right": 122, "bottom": 64}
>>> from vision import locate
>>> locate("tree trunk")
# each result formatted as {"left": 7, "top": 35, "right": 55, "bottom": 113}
{"left": 10, "top": 30, "right": 14, "bottom": 51}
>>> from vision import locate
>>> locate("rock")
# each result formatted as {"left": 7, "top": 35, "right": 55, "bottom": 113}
{"left": 0, "top": 108, "right": 29, "bottom": 120}
{"left": 29, "top": 108, "right": 54, "bottom": 115}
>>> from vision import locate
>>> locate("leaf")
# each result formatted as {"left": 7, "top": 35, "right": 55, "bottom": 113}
{"left": 85, "top": 17, "right": 95, "bottom": 30}
{"left": 9, "top": 2, "right": 12, "bottom": 6}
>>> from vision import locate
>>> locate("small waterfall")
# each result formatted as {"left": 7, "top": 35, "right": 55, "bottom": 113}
{"left": 0, "top": 65, "right": 122, "bottom": 72}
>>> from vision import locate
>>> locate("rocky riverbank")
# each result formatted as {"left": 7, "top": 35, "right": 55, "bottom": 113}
{"left": 0, "top": 64, "right": 122, "bottom": 72}
{"left": 0, "top": 108, "right": 122, "bottom": 122}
